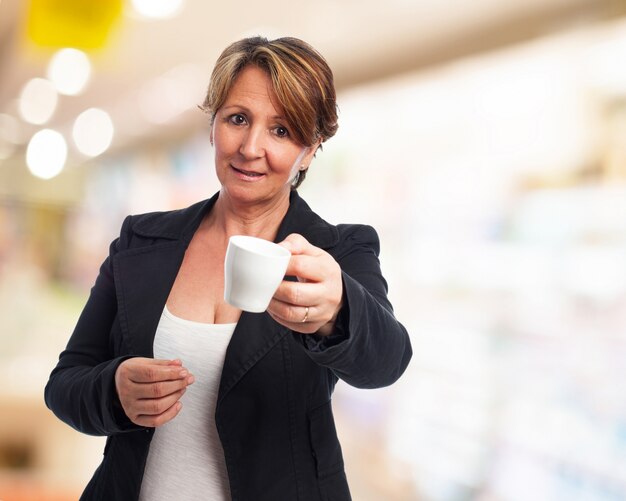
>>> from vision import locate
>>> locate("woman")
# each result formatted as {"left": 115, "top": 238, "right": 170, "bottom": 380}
{"left": 45, "top": 36, "right": 412, "bottom": 501}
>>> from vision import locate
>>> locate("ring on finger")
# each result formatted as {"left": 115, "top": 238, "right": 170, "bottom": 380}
{"left": 301, "top": 306, "right": 309, "bottom": 323}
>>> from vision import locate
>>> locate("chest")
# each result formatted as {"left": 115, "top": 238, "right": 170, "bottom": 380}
{"left": 166, "top": 237, "right": 241, "bottom": 324}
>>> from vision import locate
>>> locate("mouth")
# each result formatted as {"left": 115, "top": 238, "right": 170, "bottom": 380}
{"left": 231, "top": 165, "right": 265, "bottom": 180}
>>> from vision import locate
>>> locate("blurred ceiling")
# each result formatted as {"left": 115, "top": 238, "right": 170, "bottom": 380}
{"left": 0, "top": 0, "right": 624, "bottom": 162}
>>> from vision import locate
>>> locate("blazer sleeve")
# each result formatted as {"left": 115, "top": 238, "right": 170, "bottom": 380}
{"left": 44, "top": 216, "right": 143, "bottom": 436}
{"left": 300, "top": 224, "right": 412, "bottom": 389}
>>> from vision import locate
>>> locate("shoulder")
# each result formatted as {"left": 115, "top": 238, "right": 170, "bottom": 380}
{"left": 332, "top": 224, "right": 380, "bottom": 258}
{"left": 128, "top": 194, "right": 217, "bottom": 240}
{"left": 113, "top": 194, "right": 218, "bottom": 252}
{"left": 129, "top": 198, "right": 211, "bottom": 239}
{"left": 290, "top": 193, "right": 379, "bottom": 254}
{"left": 336, "top": 224, "right": 379, "bottom": 245}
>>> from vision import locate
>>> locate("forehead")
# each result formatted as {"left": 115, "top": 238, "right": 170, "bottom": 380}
{"left": 224, "top": 65, "right": 282, "bottom": 113}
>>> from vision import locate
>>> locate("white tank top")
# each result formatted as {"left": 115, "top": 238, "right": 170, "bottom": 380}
{"left": 138, "top": 306, "right": 236, "bottom": 501}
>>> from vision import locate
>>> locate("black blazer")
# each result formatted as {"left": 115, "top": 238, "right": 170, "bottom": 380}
{"left": 44, "top": 191, "right": 412, "bottom": 501}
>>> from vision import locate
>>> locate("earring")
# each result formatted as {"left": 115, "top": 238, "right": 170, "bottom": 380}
{"left": 300, "top": 165, "right": 307, "bottom": 171}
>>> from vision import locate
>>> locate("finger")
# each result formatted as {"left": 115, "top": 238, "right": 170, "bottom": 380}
{"left": 128, "top": 363, "right": 190, "bottom": 384}
{"left": 267, "top": 309, "right": 322, "bottom": 335}
{"left": 132, "top": 375, "right": 195, "bottom": 400}
{"left": 120, "top": 357, "right": 182, "bottom": 370}
{"left": 273, "top": 280, "right": 324, "bottom": 306}
{"left": 135, "top": 400, "right": 184, "bottom": 428}
{"left": 284, "top": 255, "right": 328, "bottom": 282}
{"left": 118, "top": 358, "right": 184, "bottom": 378}
{"left": 268, "top": 298, "right": 316, "bottom": 325}
{"left": 135, "top": 387, "right": 187, "bottom": 416}
{"left": 149, "top": 358, "right": 183, "bottom": 366}
{"left": 278, "top": 234, "right": 324, "bottom": 257}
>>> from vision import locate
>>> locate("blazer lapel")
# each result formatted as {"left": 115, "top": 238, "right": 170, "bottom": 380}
{"left": 218, "top": 312, "right": 290, "bottom": 403}
{"left": 113, "top": 195, "right": 217, "bottom": 357}
{"left": 114, "top": 241, "right": 187, "bottom": 357}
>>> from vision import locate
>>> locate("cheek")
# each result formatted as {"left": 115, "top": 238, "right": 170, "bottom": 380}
{"left": 265, "top": 148, "right": 300, "bottom": 176}
{"left": 213, "top": 131, "right": 239, "bottom": 159}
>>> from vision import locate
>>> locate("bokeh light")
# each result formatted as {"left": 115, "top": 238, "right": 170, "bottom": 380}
{"left": 26, "top": 129, "right": 67, "bottom": 179}
{"left": 47, "top": 48, "right": 92, "bottom": 96}
{"left": 72, "top": 108, "right": 114, "bottom": 157}
{"left": 18, "top": 78, "right": 58, "bottom": 125}
{"left": 131, "top": 0, "right": 184, "bottom": 19}
{"left": 0, "top": 113, "right": 21, "bottom": 159}
{"left": 138, "top": 64, "right": 205, "bottom": 124}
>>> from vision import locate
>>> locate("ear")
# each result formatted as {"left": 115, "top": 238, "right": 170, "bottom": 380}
{"left": 209, "top": 125, "right": 215, "bottom": 146}
{"left": 301, "top": 139, "right": 322, "bottom": 168}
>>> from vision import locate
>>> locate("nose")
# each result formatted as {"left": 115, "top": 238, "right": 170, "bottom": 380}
{"left": 239, "top": 126, "right": 265, "bottom": 160}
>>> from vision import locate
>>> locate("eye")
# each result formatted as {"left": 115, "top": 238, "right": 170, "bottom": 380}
{"left": 273, "top": 125, "right": 289, "bottom": 138}
{"left": 228, "top": 114, "right": 247, "bottom": 126}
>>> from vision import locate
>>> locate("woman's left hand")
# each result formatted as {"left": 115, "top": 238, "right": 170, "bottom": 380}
{"left": 267, "top": 233, "right": 343, "bottom": 335}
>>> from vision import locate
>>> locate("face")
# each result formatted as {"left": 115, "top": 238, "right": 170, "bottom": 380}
{"left": 211, "top": 65, "right": 317, "bottom": 207}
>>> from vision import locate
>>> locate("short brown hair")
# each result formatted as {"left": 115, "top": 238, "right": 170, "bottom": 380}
{"left": 201, "top": 36, "right": 339, "bottom": 188}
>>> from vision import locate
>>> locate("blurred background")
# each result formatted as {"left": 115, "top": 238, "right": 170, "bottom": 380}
{"left": 1, "top": 0, "right": 626, "bottom": 500}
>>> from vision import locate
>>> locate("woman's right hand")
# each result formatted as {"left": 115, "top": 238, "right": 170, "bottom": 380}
{"left": 114, "top": 357, "right": 194, "bottom": 427}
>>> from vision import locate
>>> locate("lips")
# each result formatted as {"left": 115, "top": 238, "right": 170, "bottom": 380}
{"left": 231, "top": 165, "right": 264, "bottom": 178}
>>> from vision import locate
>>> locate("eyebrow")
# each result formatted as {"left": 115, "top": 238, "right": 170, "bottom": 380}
{"left": 221, "top": 104, "right": 286, "bottom": 121}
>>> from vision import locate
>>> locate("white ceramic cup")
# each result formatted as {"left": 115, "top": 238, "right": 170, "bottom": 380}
{"left": 224, "top": 235, "right": 291, "bottom": 313}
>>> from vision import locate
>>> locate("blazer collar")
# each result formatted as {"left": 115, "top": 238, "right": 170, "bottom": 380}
{"left": 131, "top": 190, "right": 339, "bottom": 249}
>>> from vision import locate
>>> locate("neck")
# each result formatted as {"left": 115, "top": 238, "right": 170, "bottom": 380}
{"left": 206, "top": 190, "right": 292, "bottom": 242}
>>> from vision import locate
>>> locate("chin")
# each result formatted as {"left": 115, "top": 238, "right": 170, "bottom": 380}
{"left": 222, "top": 183, "right": 289, "bottom": 207}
